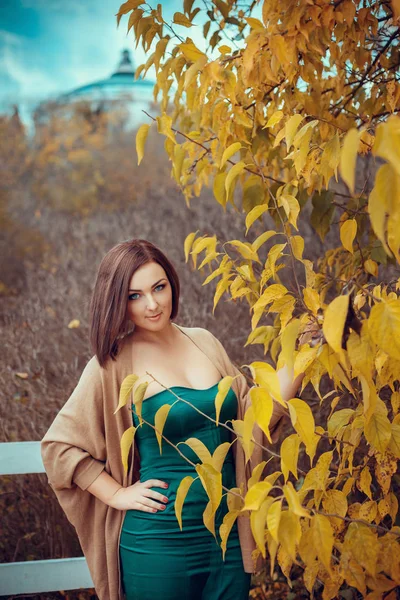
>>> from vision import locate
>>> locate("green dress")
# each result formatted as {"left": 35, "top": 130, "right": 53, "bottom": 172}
{"left": 119, "top": 380, "right": 251, "bottom": 600}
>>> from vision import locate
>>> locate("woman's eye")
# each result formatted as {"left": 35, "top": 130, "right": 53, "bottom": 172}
{"left": 129, "top": 284, "right": 165, "bottom": 301}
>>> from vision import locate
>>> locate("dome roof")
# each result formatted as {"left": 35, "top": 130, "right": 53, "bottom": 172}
{"left": 59, "top": 49, "right": 154, "bottom": 100}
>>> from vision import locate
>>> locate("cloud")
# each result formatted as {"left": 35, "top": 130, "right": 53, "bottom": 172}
{"left": 20, "top": 0, "right": 91, "bottom": 17}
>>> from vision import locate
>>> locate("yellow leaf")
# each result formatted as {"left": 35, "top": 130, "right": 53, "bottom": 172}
{"left": 179, "top": 41, "right": 206, "bottom": 62}
{"left": 312, "top": 514, "right": 334, "bottom": 576}
{"left": 245, "top": 17, "right": 265, "bottom": 30}
{"left": 156, "top": 113, "right": 176, "bottom": 144}
{"left": 389, "top": 423, "right": 400, "bottom": 458}
{"left": 266, "top": 243, "right": 287, "bottom": 279}
{"left": 218, "top": 45, "right": 232, "bottom": 55}
{"left": 278, "top": 509, "right": 301, "bottom": 561}
{"left": 302, "top": 451, "right": 333, "bottom": 491}
{"left": 340, "top": 219, "right": 357, "bottom": 254}
{"left": 252, "top": 230, "right": 278, "bottom": 252}
{"left": 372, "top": 115, "right": 400, "bottom": 177}
{"left": 225, "top": 161, "right": 246, "bottom": 198}
{"left": 180, "top": 437, "right": 212, "bottom": 463}
{"left": 213, "top": 171, "right": 228, "bottom": 208}
{"left": 211, "top": 442, "right": 231, "bottom": 472}
{"left": 293, "top": 345, "right": 318, "bottom": 378}
{"left": 203, "top": 499, "right": 217, "bottom": 538}
{"left": 290, "top": 235, "right": 304, "bottom": 261}
{"left": 173, "top": 11, "right": 193, "bottom": 26}
{"left": 242, "top": 480, "right": 273, "bottom": 511}
{"left": 251, "top": 497, "right": 275, "bottom": 557}
{"left": 114, "top": 374, "right": 139, "bottom": 414}
{"left": 358, "top": 500, "right": 377, "bottom": 523}
{"left": 253, "top": 283, "right": 288, "bottom": 311}
{"left": 249, "top": 361, "right": 284, "bottom": 404}
{"left": 322, "top": 489, "right": 348, "bottom": 532}
{"left": 184, "top": 230, "right": 199, "bottom": 263}
{"left": 214, "top": 375, "right": 234, "bottom": 426}
{"left": 364, "top": 410, "right": 392, "bottom": 453}
{"left": 279, "top": 194, "right": 300, "bottom": 229}
{"left": 287, "top": 398, "right": 316, "bottom": 451}
{"left": 227, "top": 485, "right": 244, "bottom": 512}
{"left": 358, "top": 466, "right": 372, "bottom": 499}
{"left": 279, "top": 318, "right": 301, "bottom": 372}
{"left": 175, "top": 475, "right": 195, "bottom": 530}
{"left": 213, "top": 274, "right": 235, "bottom": 314}
{"left": 220, "top": 509, "right": 240, "bottom": 560}
{"left": 320, "top": 132, "right": 340, "bottom": 186}
{"left": 135, "top": 123, "right": 150, "bottom": 165}
{"left": 273, "top": 126, "right": 286, "bottom": 148}
{"left": 249, "top": 386, "right": 274, "bottom": 444}
{"left": 280, "top": 433, "right": 300, "bottom": 482}
{"left": 359, "top": 374, "right": 377, "bottom": 424}
{"left": 270, "top": 35, "right": 290, "bottom": 67}
{"left": 340, "top": 128, "right": 361, "bottom": 194}
{"left": 247, "top": 461, "right": 268, "bottom": 489}
{"left": 368, "top": 163, "right": 396, "bottom": 256}
{"left": 242, "top": 404, "right": 256, "bottom": 464}
{"left": 120, "top": 425, "right": 136, "bottom": 474}
{"left": 343, "top": 522, "right": 379, "bottom": 577}
{"left": 285, "top": 114, "right": 304, "bottom": 151}
{"left": 270, "top": 295, "right": 296, "bottom": 330}
{"left": 220, "top": 142, "right": 242, "bottom": 169}
{"left": 132, "top": 381, "right": 149, "bottom": 422}
{"left": 264, "top": 110, "right": 284, "bottom": 129}
{"left": 116, "top": 0, "right": 144, "bottom": 27}
{"left": 369, "top": 299, "right": 400, "bottom": 360}
{"left": 154, "top": 404, "right": 172, "bottom": 454}
{"left": 67, "top": 319, "right": 80, "bottom": 329}
{"left": 184, "top": 55, "right": 207, "bottom": 89}
{"left": 196, "top": 463, "right": 222, "bottom": 515}
{"left": 322, "top": 295, "right": 350, "bottom": 354}
{"left": 327, "top": 408, "right": 353, "bottom": 438}
{"left": 266, "top": 499, "right": 282, "bottom": 543}
{"left": 283, "top": 481, "right": 310, "bottom": 517}
{"left": 15, "top": 372, "right": 29, "bottom": 379}
{"left": 245, "top": 204, "right": 269, "bottom": 235}
{"left": 228, "top": 239, "right": 259, "bottom": 262}
{"left": 303, "top": 288, "right": 321, "bottom": 314}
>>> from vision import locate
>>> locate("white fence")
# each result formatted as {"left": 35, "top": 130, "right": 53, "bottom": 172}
{"left": 0, "top": 441, "right": 94, "bottom": 596}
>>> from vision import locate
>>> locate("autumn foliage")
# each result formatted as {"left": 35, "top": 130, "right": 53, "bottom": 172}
{"left": 117, "top": 0, "right": 400, "bottom": 597}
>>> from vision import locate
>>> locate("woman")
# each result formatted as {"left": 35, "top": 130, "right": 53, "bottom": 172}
{"left": 41, "top": 238, "right": 309, "bottom": 600}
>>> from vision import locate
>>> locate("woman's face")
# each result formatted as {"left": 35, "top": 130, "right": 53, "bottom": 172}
{"left": 126, "top": 261, "right": 173, "bottom": 331}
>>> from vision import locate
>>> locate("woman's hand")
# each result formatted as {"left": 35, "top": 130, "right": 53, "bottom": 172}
{"left": 109, "top": 479, "right": 170, "bottom": 512}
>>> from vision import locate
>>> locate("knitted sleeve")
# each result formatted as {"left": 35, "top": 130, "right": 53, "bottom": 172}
{"left": 41, "top": 356, "right": 107, "bottom": 491}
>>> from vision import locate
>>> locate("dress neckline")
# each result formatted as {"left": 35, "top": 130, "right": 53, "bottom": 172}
{"left": 134, "top": 378, "right": 223, "bottom": 403}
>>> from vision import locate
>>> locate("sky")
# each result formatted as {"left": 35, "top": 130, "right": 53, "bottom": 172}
{"left": 0, "top": 0, "right": 185, "bottom": 116}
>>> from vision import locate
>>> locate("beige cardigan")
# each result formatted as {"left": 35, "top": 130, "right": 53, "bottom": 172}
{"left": 41, "top": 323, "right": 287, "bottom": 600}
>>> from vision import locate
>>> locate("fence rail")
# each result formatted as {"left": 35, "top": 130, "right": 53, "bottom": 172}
{"left": 0, "top": 441, "right": 94, "bottom": 596}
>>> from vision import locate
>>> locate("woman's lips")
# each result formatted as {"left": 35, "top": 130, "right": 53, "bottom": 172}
{"left": 147, "top": 313, "right": 162, "bottom": 320}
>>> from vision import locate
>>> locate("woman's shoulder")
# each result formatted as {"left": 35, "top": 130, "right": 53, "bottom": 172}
{"left": 174, "top": 323, "right": 217, "bottom": 344}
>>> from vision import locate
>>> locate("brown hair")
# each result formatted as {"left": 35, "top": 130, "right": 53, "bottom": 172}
{"left": 89, "top": 238, "right": 180, "bottom": 367}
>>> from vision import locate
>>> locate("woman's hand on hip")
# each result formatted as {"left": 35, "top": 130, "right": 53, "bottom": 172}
{"left": 110, "top": 479, "right": 169, "bottom": 512}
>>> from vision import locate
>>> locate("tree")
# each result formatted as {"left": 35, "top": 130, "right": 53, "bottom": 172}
{"left": 117, "top": 0, "right": 400, "bottom": 596}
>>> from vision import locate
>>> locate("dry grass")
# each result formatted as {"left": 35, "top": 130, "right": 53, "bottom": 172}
{"left": 1, "top": 114, "right": 397, "bottom": 600}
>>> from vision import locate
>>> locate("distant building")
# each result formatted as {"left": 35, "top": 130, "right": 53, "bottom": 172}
{"left": 33, "top": 49, "right": 156, "bottom": 131}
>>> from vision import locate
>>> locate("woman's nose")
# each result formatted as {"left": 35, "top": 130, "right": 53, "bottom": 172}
{"left": 147, "top": 296, "right": 159, "bottom": 309}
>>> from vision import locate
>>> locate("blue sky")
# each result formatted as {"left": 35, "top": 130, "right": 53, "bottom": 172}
{"left": 0, "top": 0, "right": 185, "bottom": 112}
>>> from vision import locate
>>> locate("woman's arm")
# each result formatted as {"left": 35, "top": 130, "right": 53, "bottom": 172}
{"left": 268, "top": 364, "right": 305, "bottom": 432}
{"left": 41, "top": 356, "right": 107, "bottom": 491}
{"left": 86, "top": 470, "right": 122, "bottom": 506}
{"left": 269, "top": 325, "right": 323, "bottom": 430}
